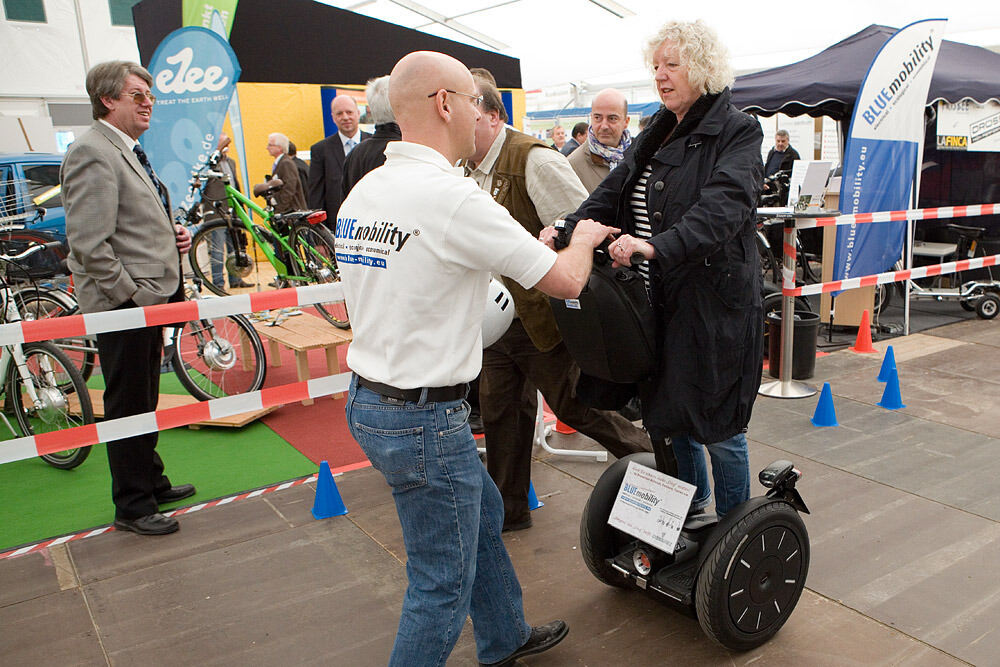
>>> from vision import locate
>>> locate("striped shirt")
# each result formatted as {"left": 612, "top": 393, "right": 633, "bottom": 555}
{"left": 630, "top": 164, "right": 654, "bottom": 289}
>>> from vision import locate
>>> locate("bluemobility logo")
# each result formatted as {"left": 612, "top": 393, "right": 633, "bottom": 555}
{"left": 335, "top": 217, "right": 412, "bottom": 252}
{"left": 860, "top": 36, "right": 935, "bottom": 128}
{"left": 335, "top": 217, "right": 413, "bottom": 269}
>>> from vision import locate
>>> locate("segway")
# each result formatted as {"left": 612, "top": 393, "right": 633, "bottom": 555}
{"left": 548, "top": 223, "right": 811, "bottom": 650}
{"left": 581, "top": 453, "right": 810, "bottom": 650}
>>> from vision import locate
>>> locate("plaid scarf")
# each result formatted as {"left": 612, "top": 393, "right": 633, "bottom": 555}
{"left": 587, "top": 125, "right": 631, "bottom": 170}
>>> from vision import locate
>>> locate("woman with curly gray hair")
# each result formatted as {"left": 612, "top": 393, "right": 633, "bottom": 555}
{"left": 556, "top": 20, "right": 764, "bottom": 517}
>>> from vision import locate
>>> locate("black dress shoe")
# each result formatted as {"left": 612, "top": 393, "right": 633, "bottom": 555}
{"left": 156, "top": 484, "right": 196, "bottom": 504}
{"left": 502, "top": 516, "right": 532, "bottom": 532}
{"left": 114, "top": 513, "right": 179, "bottom": 535}
{"left": 481, "top": 620, "right": 569, "bottom": 666}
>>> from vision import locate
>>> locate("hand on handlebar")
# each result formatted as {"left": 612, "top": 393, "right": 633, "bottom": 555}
{"left": 609, "top": 234, "right": 654, "bottom": 268}
{"left": 538, "top": 225, "right": 560, "bottom": 250}
{"left": 570, "top": 218, "right": 620, "bottom": 250}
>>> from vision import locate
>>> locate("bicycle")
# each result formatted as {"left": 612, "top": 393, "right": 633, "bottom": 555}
{"left": 181, "top": 152, "right": 349, "bottom": 329}
{"left": 0, "top": 237, "right": 94, "bottom": 470}
{"left": 14, "top": 279, "right": 267, "bottom": 402}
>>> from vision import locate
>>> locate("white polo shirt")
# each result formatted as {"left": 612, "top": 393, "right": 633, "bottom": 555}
{"left": 335, "top": 142, "right": 557, "bottom": 389}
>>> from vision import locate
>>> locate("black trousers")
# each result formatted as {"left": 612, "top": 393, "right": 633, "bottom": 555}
{"left": 480, "top": 320, "right": 652, "bottom": 527}
{"left": 96, "top": 309, "right": 172, "bottom": 520}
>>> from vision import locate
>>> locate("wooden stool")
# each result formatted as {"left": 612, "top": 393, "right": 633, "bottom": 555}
{"left": 251, "top": 314, "right": 353, "bottom": 405}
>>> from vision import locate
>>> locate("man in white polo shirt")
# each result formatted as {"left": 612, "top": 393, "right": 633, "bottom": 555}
{"left": 336, "top": 51, "right": 616, "bottom": 667}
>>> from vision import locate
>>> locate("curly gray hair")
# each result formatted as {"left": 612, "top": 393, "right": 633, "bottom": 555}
{"left": 643, "top": 20, "right": 734, "bottom": 95}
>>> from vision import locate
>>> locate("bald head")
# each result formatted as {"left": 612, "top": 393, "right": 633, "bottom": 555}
{"left": 590, "top": 88, "right": 630, "bottom": 148}
{"left": 389, "top": 51, "right": 481, "bottom": 163}
{"left": 331, "top": 95, "right": 360, "bottom": 136}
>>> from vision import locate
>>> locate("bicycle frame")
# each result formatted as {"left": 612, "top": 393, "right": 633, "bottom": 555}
{"left": 206, "top": 181, "right": 329, "bottom": 284}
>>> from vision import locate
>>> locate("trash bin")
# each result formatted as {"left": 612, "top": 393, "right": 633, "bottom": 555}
{"left": 767, "top": 310, "right": 820, "bottom": 380}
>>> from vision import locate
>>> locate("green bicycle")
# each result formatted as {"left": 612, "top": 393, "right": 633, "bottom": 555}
{"left": 182, "top": 151, "right": 349, "bottom": 329}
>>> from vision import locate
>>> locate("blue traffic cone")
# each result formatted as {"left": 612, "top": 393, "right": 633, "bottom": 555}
{"left": 810, "top": 382, "right": 839, "bottom": 427}
{"left": 877, "top": 345, "right": 897, "bottom": 382}
{"left": 877, "top": 368, "right": 906, "bottom": 410}
{"left": 528, "top": 481, "right": 544, "bottom": 510}
{"left": 311, "top": 460, "right": 348, "bottom": 519}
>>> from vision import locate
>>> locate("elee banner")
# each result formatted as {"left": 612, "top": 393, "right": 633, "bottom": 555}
{"left": 142, "top": 26, "right": 241, "bottom": 214}
{"left": 833, "top": 18, "right": 946, "bottom": 287}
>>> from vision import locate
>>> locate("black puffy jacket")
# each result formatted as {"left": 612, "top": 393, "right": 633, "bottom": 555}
{"left": 565, "top": 89, "right": 764, "bottom": 444}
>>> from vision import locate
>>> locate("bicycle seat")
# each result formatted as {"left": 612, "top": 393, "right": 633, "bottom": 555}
{"left": 947, "top": 223, "right": 986, "bottom": 239}
{"left": 253, "top": 178, "right": 284, "bottom": 198}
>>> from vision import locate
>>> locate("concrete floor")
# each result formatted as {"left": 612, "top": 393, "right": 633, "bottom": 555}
{"left": 2, "top": 317, "right": 998, "bottom": 666}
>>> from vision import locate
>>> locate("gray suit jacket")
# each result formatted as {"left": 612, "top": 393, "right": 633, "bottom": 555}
{"left": 61, "top": 122, "right": 181, "bottom": 314}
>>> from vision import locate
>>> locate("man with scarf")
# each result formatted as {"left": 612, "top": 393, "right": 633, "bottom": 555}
{"left": 568, "top": 88, "right": 631, "bottom": 193}
{"left": 467, "top": 73, "right": 651, "bottom": 532}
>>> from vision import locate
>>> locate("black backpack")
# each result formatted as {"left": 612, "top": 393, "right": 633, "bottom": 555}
{"left": 549, "top": 249, "right": 656, "bottom": 384}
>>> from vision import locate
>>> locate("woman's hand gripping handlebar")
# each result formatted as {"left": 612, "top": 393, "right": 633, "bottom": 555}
{"left": 534, "top": 219, "right": 619, "bottom": 300}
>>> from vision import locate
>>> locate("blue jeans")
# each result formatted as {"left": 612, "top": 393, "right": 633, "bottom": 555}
{"left": 671, "top": 433, "right": 750, "bottom": 517}
{"left": 346, "top": 376, "right": 530, "bottom": 666}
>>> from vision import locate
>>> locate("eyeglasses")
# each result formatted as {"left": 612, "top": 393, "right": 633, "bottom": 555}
{"left": 122, "top": 90, "right": 156, "bottom": 104}
{"left": 427, "top": 89, "right": 483, "bottom": 107}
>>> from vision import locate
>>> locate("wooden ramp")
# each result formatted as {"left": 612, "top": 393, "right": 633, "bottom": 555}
{"left": 84, "top": 389, "right": 278, "bottom": 429}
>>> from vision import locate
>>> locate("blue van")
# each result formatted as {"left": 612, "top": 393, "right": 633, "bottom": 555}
{"left": 0, "top": 153, "right": 66, "bottom": 240}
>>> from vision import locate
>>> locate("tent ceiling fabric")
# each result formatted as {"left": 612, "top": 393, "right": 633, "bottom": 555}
{"left": 732, "top": 24, "right": 1000, "bottom": 119}
{"left": 133, "top": 0, "right": 522, "bottom": 88}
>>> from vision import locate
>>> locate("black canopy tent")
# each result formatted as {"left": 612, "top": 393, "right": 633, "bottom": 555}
{"left": 732, "top": 24, "right": 1000, "bottom": 119}
{"left": 732, "top": 24, "right": 1000, "bottom": 236}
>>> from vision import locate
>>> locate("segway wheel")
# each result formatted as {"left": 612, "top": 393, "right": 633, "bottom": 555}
{"left": 975, "top": 293, "right": 999, "bottom": 320}
{"left": 695, "top": 502, "right": 809, "bottom": 651}
{"left": 580, "top": 452, "right": 657, "bottom": 589}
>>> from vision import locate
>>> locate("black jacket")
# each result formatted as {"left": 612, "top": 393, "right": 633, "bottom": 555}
{"left": 307, "top": 130, "right": 372, "bottom": 221}
{"left": 341, "top": 122, "right": 402, "bottom": 198}
{"left": 566, "top": 88, "right": 764, "bottom": 443}
{"left": 764, "top": 145, "right": 800, "bottom": 178}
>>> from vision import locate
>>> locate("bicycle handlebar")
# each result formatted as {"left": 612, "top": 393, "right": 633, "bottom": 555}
{"left": 0, "top": 240, "right": 63, "bottom": 262}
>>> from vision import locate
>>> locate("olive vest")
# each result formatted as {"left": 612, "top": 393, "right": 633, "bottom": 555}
{"left": 488, "top": 130, "right": 562, "bottom": 352}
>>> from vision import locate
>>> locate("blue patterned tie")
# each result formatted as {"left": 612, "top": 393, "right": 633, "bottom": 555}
{"left": 345, "top": 138, "right": 357, "bottom": 156}
{"left": 133, "top": 144, "right": 170, "bottom": 215}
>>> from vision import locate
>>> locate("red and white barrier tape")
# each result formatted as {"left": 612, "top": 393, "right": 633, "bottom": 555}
{"left": 786, "top": 202, "right": 1000, "bottom": 229}
{"left": 0, "top": 460, "right": 371, "bottom": 561}
{"left": 0, "top": 282, "right": 343, "bottom": 346}
{"left": 784, "top": 253, "right": 1000, "bottom": 297}
{"left": 0, "top": 371, "right": 353, "bottom": 465}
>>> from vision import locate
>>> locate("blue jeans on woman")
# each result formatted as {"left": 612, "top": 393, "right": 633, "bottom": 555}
{"left": 346, "top": 376, "right": 531, "bottom": 666}
{"left": 671, "top": 432, "right": 750, "bottom": 517}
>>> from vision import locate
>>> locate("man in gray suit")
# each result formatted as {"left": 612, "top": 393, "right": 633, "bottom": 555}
{"left": 61, "top": 61, "right": 195, "bottom": 536}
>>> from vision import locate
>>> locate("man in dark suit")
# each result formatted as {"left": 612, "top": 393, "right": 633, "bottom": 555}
{"left": 341, "top": 75, "right": 400, "bottom": 197}
{"left": 763, "top": 129, "right": 800, "bottom": 205}
{"left": 61, "top": 61, "right": 195, "bottom": 536}
{"left": 264, "top": 132, "right": 307, "bottom": 214}
{"left": 287, "top": 141, "right": 310, "bottom": 191}
{"left": 308, "top": 95, "right": 371, "bottom": 226}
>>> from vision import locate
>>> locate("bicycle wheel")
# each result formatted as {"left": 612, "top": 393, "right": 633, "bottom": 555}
{"left": 188, "top": 220, "right": 265, "bottom": 296}
{"left": 171, "top": 314, "right": 266, "bottom": 400}
{"left": 7, "top": 341, "right": 94, "bottom": 469}
{"left": 755, "top": 231, "right": 781, "bottom": 285}
{"left": 13, "top": 287, "right": 96, "bottom": 382}
{"left": 288, "top": 221, "right": 350, "bottom": 329}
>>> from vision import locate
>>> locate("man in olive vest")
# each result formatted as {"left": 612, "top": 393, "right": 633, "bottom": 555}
{"left": 467, "top": 73, "right": 652, "bottom": 532}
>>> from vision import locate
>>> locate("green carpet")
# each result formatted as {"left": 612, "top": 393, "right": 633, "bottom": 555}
{"left": 0, "top": 372, "right": 316, "bottom": 551}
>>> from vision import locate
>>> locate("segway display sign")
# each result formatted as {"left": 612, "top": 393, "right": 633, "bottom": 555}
{"left": 608, "top": 462, "right": 695, "bottom": 553}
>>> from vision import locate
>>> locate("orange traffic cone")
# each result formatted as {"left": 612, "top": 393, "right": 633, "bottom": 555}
{"left": 555, "top": 419, "right": 576, "bottom": 434}
{"left": 850, "top": 309, "right": 876, "bottom": 353}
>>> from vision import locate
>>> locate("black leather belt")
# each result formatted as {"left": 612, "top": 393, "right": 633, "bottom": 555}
{"left": 357, "top": 376, "right": 469, "bottom": 403}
